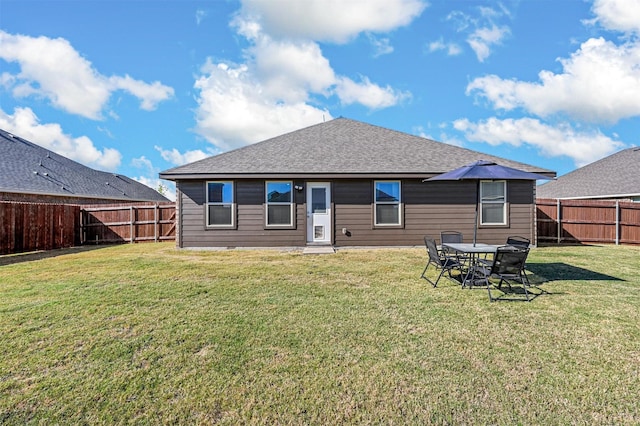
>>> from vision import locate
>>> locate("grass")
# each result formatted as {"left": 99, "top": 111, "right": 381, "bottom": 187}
{"left": 1, "top": 242, "right": 639, "bottom": 424}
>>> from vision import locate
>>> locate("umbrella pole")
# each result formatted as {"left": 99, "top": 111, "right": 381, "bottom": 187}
{"left": 473, "top": 182, "right": 479, "bottom": 246}
{"left": 473, "top": 208, "right": 478, "bottom": 246}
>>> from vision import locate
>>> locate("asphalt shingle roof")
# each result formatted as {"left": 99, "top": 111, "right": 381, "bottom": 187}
{"left": 1, "top": 129, "right": 169, "bottom": 202}
{"left": 537, "top": 147, "right": 640, "bottom": 199}
{"left": 160, "top": 118, "right": 555, "bottom": 179}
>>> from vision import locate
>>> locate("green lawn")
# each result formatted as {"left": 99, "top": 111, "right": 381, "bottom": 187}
{"left": 1, "top": 243, "right": 639, "bottom": 424}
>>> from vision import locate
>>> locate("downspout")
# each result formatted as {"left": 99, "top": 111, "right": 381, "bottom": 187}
{"left": 533, "top": 182, "right": 537, "bottom": 246}
{"left": 177, "top": 186, "right": 183, "bottom": 248}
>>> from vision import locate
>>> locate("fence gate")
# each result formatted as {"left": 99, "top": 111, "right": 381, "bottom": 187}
{"left": 81, "top": 203, "right": 175, "bottom": 244}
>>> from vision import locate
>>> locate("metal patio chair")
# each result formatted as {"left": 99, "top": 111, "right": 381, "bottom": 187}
{"left": 506, "top": 235, "right": 531, "bottom": 249}
{"left": 505, "top": 236, "right": 531, "bottom": 281}
{"left": 421, "top": 236, "right": 462, "bottom": 287}
{"left": 440, "top": 230, "right": 464, "bottom": 245}
{"left": 478, "top": 246, "right": 539, "bottom": 302}
{"left": 440, "top": 231, "right": 471, "bottom": 265}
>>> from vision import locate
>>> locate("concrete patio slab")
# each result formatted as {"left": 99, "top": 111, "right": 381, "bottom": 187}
{"left": 303, "top": 246, "right": 336, "bottom": 254}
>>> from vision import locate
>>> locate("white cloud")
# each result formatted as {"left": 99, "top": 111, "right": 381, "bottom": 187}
{"left": 133, "top": 175, "right": 176, "bottom": 202}
{"left": 335, "top": 76, "right": 411, "bottom": 109}
{"left": 0, "top": 71, "right": 16, "bottom": 89}
{"left": 250, "top": 36, "right": 336, "bottom": 103}
{"left": 109, "top": 75, "right": 174, "bottom": 111}
{"left": 131, "top": 155, "right": 176, "bottom": 201}
{"left": 445, "top": 6, "right": 511, "bottom": 61}
{"left": 453, "top": 117, "right": 625, "bottom": 167}
{"left": 196, "top": 9, "right": 207, "bottom": 26}
{"left": 591, "top": 0, "right": 640, "bottom": 34}
{"left": 237, "top": 0, "right": 426, "bottom": 43}
{"left": 446, "top": 10, "right": 472, "bottom": 32}
{"left": 467, "top": 37, "right": 640, "bottom": 123}
{"left": 154, "top": 145, "right": 212, "bottom": 166}
{"left": 0, "top": 106, "right": 122, "bottom": 171}
{"left": 414, "top": 125, "right": 465, "bottom": 147}
{"left": 427, "top": 38, "right": 462, "bottom": 56}
{"left": 194, "top": 3, "right": 419, "bottom": 150}
{"left": 194, "top": 61, "right": 331, "bottom": 150}
{"left": 131, "top": 155, "right": 156, "bottom": 173}
{"left": 467, "top": 24, "right": 510, "bottom": 62}
{"left": 369, "top": 35, "right": 394, "bottom": 57}
{"left": 428, "top": 39, "right": 445, "bottom": 52}
{"left": 0, "top": 31, "right": 174, "bottom": 120}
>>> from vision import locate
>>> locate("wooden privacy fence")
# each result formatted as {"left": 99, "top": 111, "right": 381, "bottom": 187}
{"left": 536, "top": 198, "right": 640, "bottom": 245}
{"left": 1, "top": 201, "right": 176, "bottom": 255}
{"left": 81, "top": 202, "right": 176, "bottom": 244}
{"left": 0, "top": 202, "right": 81, "bottom": 255}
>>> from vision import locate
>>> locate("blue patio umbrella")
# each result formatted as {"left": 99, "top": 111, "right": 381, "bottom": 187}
{"left": 424, "top": 160, "right": 554, "bottom": 245}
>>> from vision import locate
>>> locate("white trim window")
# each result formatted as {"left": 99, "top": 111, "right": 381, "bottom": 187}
{"left": 480, "top": 180, "right": 507, "bottom": 225}
{"left": 266, "top": 181, "right": 294, "bottom": 227}
{"left": 206, "top": 181, "right": 234, "bottom": 227}
{"left": 374, "top": 181, "right": 402, "bottom": 226}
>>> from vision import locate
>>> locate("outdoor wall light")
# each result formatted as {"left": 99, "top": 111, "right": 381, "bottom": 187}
{"left": 294, "top": 185, "right": 304, "bottom": 191}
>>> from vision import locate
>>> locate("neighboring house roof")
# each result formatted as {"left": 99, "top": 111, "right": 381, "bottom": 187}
{"left": 0, "top": 128, "right": 169, "bottom": 202}
{"left": 537, "top": 147, "right": 640, "bottom": 200}
{"left": 160, "top": 118, "right": 555, "bottom": 179}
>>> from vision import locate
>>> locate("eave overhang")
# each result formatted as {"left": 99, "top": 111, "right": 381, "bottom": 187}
{"left": 160, "top": 171, "right": 555, "bottom": 181}
{"left": 0, "top": 188, "right": 165, "bottom": 203}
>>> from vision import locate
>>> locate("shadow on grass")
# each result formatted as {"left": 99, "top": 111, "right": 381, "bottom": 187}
{"left": 526, "top": 262, "right": 624, "bottom": 283}
{"left": 489, "top": 280, "right": 549, "bottom": 302}
{"left": 435, "top": 274, "right": 550, "bottom": 302}
{"left": 0, "top": 245, "right": 113, "bottom": 267}
{"left": 425, "top": 260, "right": 623, "bottom": 302}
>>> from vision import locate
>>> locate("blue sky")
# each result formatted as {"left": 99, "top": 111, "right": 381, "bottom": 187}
{"left": 2, "top": 0, "right": 639, "bottom": 200}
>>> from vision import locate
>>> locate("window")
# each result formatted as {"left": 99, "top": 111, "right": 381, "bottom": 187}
{"left": 374, "top": 181, "right": 401, "bottom": 226}
{"left": 480, "top": 180, "right": 506, "bottom": 225}
{"left": 206, "top": 181, "right": 234, "bottom": 227}
{"left": 266, "top": 181, "right": 293, "bottom": 227}
{"left": 311, "top": 187, "right": 327, "bottom": 214}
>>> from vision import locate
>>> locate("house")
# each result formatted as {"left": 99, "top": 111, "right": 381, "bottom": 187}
{"left": 0, "top": 129, "right": 169, "bottom": 204}
{"left": 159, "top": 118, "right": 555, "bottom": 249}
{"left": 537, "top": 147, "right": 640, "bottom": 201}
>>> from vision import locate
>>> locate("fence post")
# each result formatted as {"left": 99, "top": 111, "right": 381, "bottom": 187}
{"left": 615, "top": 200, "right": 620, "bottom": 245}
{"left": 154, "top": 203, "right": 158, "bottom": 242}
{"left": 130, "top": 205, "right": 134, "bottom": 243}
{"left": 556, "top": 198, "right": 561, "bottom": 244}
{"left": 79, "top": 208, "right": 84, "bottom": 245}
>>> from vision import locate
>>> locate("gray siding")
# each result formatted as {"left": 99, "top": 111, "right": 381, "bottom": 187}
{"left": 178, "top": 180, "right": 306, "bottom": 247}
{"left": 333, "top": 179, "right": 534, "bottom": 246}
{"left": 176, "top": 179, "right": 536, "bottom": 248}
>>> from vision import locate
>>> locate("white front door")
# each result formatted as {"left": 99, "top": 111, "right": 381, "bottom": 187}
{"left": 306, "top": 182, "right": 332, "bottom": 244}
